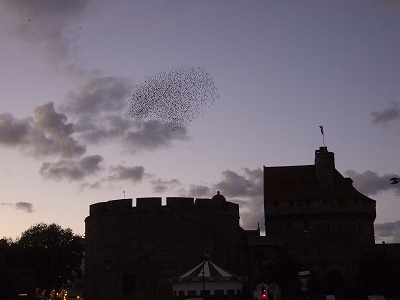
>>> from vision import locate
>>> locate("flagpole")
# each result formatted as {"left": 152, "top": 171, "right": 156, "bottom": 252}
{"left": 319, "top": 126, "right": 325, "bottom": 147}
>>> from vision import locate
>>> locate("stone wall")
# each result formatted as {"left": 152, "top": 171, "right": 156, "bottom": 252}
{"left": 85, "top": 197, "right": 247, "bottom": 300}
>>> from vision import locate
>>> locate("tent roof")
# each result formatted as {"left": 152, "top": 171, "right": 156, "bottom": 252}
{"left": 179, "top": 260, "right": 238, "bottom": 279}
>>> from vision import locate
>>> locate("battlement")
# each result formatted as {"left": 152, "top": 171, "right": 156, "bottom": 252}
{"left": 88, "top": 194, "right": 239, "bottom": 217}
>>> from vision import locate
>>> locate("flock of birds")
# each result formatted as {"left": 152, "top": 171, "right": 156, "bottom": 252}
{"left": 129, "top": 66, "right": 220, "bottom": 130}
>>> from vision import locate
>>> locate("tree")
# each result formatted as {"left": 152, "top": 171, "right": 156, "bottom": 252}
{"left": 17, "top": 223, "right": 84, "bottom": 297}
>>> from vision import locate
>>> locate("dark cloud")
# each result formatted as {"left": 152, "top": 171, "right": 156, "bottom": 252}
{"left": 124, "top": 121, "right": 190, "bottom": 153}
{"left": 16, "top": 202, "right": 34, "bottom": 213}
{"left": 62, "top": 76, "right": 190, "bottom": 152}
{"left": 178, "top": 168, "right": 264, "bottom": 230}
{"left": 0, "top": 102, "right": 86, "bottom": 158}
{"left": 375, "top": 221, "right": 400, "bottom": 243}
{"left": 0, "top": 0, "right": 91, "bottom": 75}
{"left": 214, "top": 168, "right": 263, "bottom": 198}
{"left": 0, "top": 76, "right": 191, "bottom": 186}
{"left": 1, "top": 202, "right": 34, "bottom": 213}
{"left": 40, "top": 154, "right": 104, "bottom": 181}
{"left": 371, "top": 101, "right": 400, "bottom": 125}
{"left": 63, "top": 76, "right": 134, "bottom": 144}
{"left": 212, "top": 168, "right": 264, "bottom": 230}
{"left": 30, "top": 102, "right": 86, "bottom": 158}
{"left": 0, "top": 113, "right": 31, "bottom": 146}
{"left": 107, "top": 165, "right": 180, "bottom": 192}
{"left": 150, "top": 178, "right": 180, "bottom": 193}
{"left": 64, "top": 77, "right": 133, "bottom": 116}
{"left": 79, "top": 181, "right": 102, "bottom": 190}
{"left": 109, "top": 165, "right": 145, "bottom": 183}
{"left": 183, "top": 184, "right": 212, "bottom": 198}
{"left": 239, "top": 196, "right": 265, "bottom": 231}
{"left": 345, "top": 169, "right": 400, "bottom": 196}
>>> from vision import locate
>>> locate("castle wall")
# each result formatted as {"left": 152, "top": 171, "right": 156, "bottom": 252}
{"left": 85, "top": 197, "right": 246, "bottom": 300}
{"left": 265, "top": 197, "right": 376, "bottom": 245}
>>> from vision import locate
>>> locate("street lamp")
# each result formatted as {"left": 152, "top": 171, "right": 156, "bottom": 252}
{"left": 390, "top": 177, "right": 400, "bottom": 184}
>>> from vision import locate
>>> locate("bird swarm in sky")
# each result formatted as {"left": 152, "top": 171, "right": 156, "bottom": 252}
{"left": 129, "top": 66, "right": 220, "bottom": 130}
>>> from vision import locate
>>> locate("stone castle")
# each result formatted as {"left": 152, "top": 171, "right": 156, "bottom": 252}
{"left": 85, "top": 193, "right": 249, "bottom": 299}
{"left": 84, "top": 147, "right": 400, "bottom": 300}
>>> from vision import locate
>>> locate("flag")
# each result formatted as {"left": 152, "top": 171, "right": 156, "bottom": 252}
{"left": 319, "top": 125, "right": 324, "bottom": 135}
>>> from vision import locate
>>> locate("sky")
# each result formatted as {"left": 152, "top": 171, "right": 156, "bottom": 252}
{"left": 1, "top": 0, "right": 400, "bottom": 243}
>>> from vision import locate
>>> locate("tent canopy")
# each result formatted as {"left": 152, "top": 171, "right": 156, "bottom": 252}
{"left": 178, "top": 260, "right": 240, "bottom": 281}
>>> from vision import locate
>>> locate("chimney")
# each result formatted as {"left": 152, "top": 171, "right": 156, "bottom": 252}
{"left": 315, "top": 146, "right": 335, "bottom": 190}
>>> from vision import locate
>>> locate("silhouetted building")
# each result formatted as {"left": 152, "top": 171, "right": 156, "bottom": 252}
{"left": 257, "top": 146, "right": 400, "bottom": 299}
{"left": 84, "top": 194, "right": 250, "bottom": 300}
{"left": 264, "top": 146, "right": 376, "bottom": 245}
{"left": 85, "top": 147, "right": 400, "bottom": 300}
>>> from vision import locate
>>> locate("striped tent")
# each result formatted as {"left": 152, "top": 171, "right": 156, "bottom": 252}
{"left": 180, "top": 260, "right": 239, "bottom": 279}
{"left": 170, "top": 261, "right": 244, "bottom": 299}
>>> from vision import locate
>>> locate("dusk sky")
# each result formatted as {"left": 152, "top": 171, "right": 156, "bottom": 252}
{"left": 1, "top": 1, "right": 400, "bottom": 243}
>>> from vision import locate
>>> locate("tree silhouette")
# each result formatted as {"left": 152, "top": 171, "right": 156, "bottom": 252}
{"left": 17, "top": 223, "right": 84, "bottom": 297}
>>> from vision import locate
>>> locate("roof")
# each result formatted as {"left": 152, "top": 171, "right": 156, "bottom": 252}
{"left": 264, "top": 165, "right": 374, "bottom": 202}
{"left": 179, "top": 260, "right": 238, "bottom": 279}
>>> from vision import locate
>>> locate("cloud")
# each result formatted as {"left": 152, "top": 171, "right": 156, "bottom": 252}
{"left": 108, "top": 165, "right": 145, "bottom": 183}
{"left": 1, "top": 202, "right": 34, "bottom": 213}
{"left": 64, "top": 76, "right": 133, "bottom": 117}
{"left": 40, "top": 155, "right": 104, "bottom": 181}
{"left": 375, "top": 221, "right": 400, "bottom": 243}
{"left": 214, "top": 168, "right": 263, "bottom": 198}
{"left": 371, "top": 101, "right": 400, "bottom": 125}
{"left": 183, "top": 184, "right": 212, "bottom": 198}
{"left": 0, "top": 76, "right": 191, "bottom": 186}
{"left": 178, "top": 168, "right": 264, "bottom": 230}
{"left": 345, "top": 169, "right": 400, "bottom": 196}
{"left": 239, "top": 196, "right": 265, "bottom": 230}
{"left": 62, "top": 76, "right": 191, "bottom": 152}
{"left": 0, "top": 113, "right": 31, "bottom": 146}
{"left": 30, "top": 102, "right": 86, "bottom": 158}
{"left": 0, "top": 102, "right": 86, "bottom": 158}
{"left": 15, "top": 202, "right": 34, "bottom": 213}
{"left": 107, "top": 165, "right": 180, "bottom": 193}
{"left": 63, "top": 76, "right": 134, "bottom": 144}
{"left": 150, "top": 178, "right": 180, "bottom": 193}
{"left": 0, "top": 0, "right": 91, "bottom": 75}
{"left": 123, "top": 121, "right": 190, "bottom": 153}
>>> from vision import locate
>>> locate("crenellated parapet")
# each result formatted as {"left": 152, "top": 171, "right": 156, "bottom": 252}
{"left": 88, "top": 195, "right": 239, "bottom": 217}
